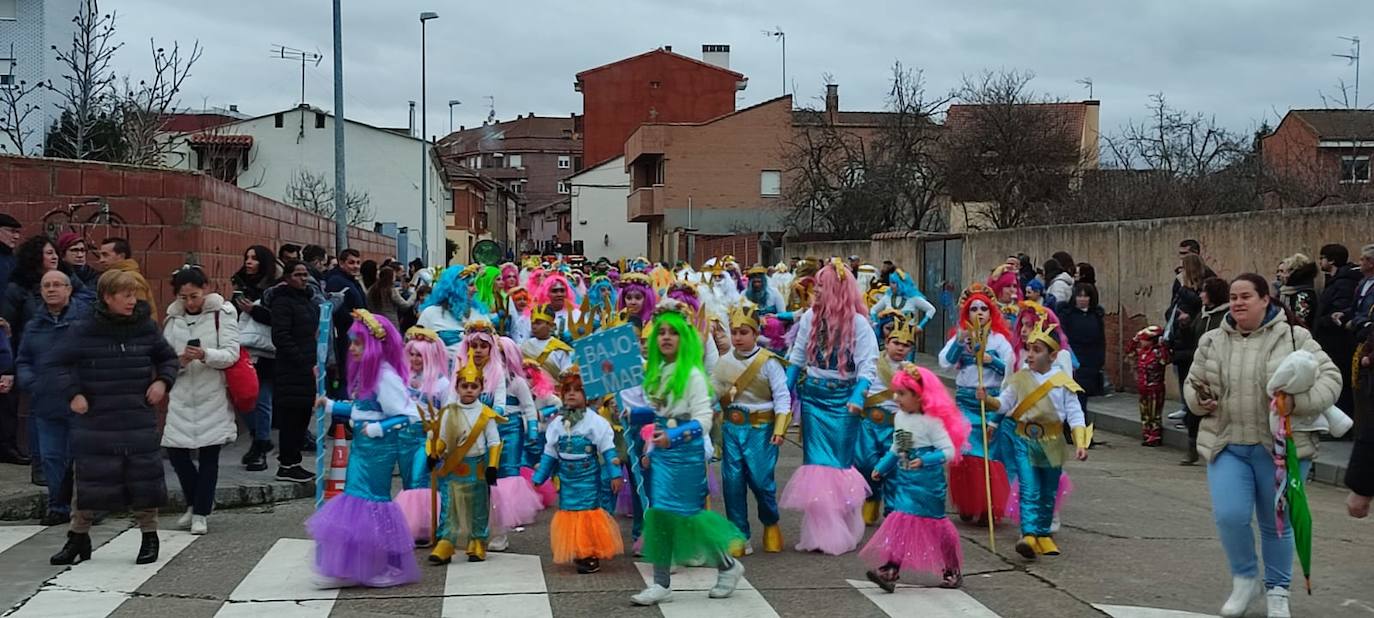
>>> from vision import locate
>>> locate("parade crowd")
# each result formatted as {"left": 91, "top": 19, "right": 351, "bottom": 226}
{"left": 0, "top": 210, "right": 1371, "bottom": 617}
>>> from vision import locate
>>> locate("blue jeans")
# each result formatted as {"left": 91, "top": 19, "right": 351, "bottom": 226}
{"left": 246, "top": 366, "right": 274, "bottom": 442}
{"left": 32, "top": 415, "right": 72, "bottom": 515}
{"left": 1206, "top": 444, "right": 1311, "bottom": 589}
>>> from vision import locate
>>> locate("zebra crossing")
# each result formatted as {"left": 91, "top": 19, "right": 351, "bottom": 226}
{"left": 0, "top": 523, "right": 1213, "bottom": 618}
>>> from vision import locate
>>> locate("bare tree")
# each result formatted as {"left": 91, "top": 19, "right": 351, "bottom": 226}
{"left": 120, "top": 39, "right": 203, "bottom": 166}
{"left": 0, "top": 49, "right": 48, "bottom": 155}
{"left": 48, "top": 0, "right": 123, "bottom": 160}
{"left": 284, "top": 168, "right": 374, "bottom": 226}
{"left": 942, "top": 69, "right": 1084, "bottom": 230}
{"left": 870, "top": 62, "right": 949, "bottom": 231}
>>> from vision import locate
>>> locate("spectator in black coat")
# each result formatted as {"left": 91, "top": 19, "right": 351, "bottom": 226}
{"left": 50, "top": 270, "right": 178, "bottom": 566}
{"left": 269, "top": 261, "right": 321, "bottom": 484}
{"left": 323, "top": 249, "right": 367, "bottom": 399}
{"left": 1314, "top": 244, "right": 1361, "bottom": 420}
{"left": 1058, "top": 282, "right": 1106, "bottom": 399}
{"left": 1348, "top": 316, "right": 1374, "bottom": 518}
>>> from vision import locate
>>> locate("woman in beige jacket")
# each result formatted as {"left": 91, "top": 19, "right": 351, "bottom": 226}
{"left": 1184, "top": 273, "right": 1340, "bottom": 618}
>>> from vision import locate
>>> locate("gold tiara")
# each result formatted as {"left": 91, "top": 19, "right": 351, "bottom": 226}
{"left": 463, "top": 316, "right": 495, "bottom": 334}
{"left": 620, "top": 272, "right": 652, "bottom": 287}
{"left": 729, "top": 304, "right": 760, "bottom": 331}
{"left": 405, "top": 326, "right": 440, "bottom": 343}
{"left": 1026, "top": 318, "right": 1061, "bottom": 353}
{"left": 888, "top": 317, "right": 919, "bottom": 345}
{"left": 653, "top": 298, "right": 694, "bottom": 321}
{"left": 352, "top": 309, "right": 386, "bottom": 341}
{"left": 531, "top": 303, "right": 555, "bottom": 323}
{"left": 456, "top": 348, "right": 483, "bottom": 384}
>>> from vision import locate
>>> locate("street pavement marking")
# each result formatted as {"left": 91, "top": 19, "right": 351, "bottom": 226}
{"left": 442, "top": 552, "right": 551, "bottom": 617}
{"left": 634, "top": 562, "right": 778, "bottom": 618}
{"left": 214, "top": 538, "right": 338, "bottom": 617}
{"left": 9, "top": 529, "right": 199, "bottom": 618}
{"left": 0, "top": 527, "right": 44, "bottom": 555}
{"left": 1093, "top": 604, "right": 1217, "bottom": 618}
{"left": 847, "top": 578, "right": 1000, "bottom": 617}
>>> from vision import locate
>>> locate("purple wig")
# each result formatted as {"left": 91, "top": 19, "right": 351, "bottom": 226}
{"left": 346, "top": 314, "right": 406, "bottom": 400}
{"left": 618, "top": 280, "right": 658, "bottom": 325}
{"left": 666, "top": 283, "right": 701, "bottom": 313}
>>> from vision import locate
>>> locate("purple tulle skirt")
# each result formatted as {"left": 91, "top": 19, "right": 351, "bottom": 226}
{"left": 522, "top": 467, "right": 559, "bottom": 509}
{"left": 615, "top": 465, "right": 635, "bottom": 517}
{"left": 858, "top": 512, "right": 962, "bottom": 575}
{"left": 306, "top": 494, "right": 420, "bottom": 588}
{"left": 1005, "top": 471, "right": 1074, "bottom": 521}
{"left": 393, "top": 488, "right": 433, "bottom": 542}
{"left": 779, "top": 464, "right": 870, "bottom": 555}
{"left": 490, "top": 475, "right": 544, "bottom": 533}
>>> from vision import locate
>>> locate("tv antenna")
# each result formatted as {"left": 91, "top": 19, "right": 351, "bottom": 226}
{"left": 1333, "top": 36, "right": 1361, "bottom": 109}
{"left": 762, "top": 27, "right": 786, "bottom": 96}
{"left": 1076, "top": 77, "right": 1094, "bottom": 99}
{"left": 484, "top": 95, "right": 496, "bottom": 125}
{"left": 271, "top": 44, "right": 324, "bottom": 106}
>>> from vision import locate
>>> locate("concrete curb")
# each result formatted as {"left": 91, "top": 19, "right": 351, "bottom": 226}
{"left": 0, "top": 477, "right": 316, "bottom": 522}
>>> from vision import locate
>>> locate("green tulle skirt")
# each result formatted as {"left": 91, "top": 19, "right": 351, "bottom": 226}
{"left": 640, "top": 507, "right": 746, "bottom": 568}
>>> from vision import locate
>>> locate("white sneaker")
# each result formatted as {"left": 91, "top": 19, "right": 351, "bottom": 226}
{"left": 190, "top": 515, "right": 208, "bottom": 535}
{"left": 631, "top": 584, "right": 673, "bottom": 606}
{"left": 709, "top": 560, "right": 745, "bottom": 599}
{"left": 312, "top": 573, "right": 354, "bottom": 589}
{"left": 741, "top": 543, "right": 755, "bottom": 556}
{"left": 1266, "top": 587, "right": 1290, "bottom": 618}
{"left": 176, "top": 509, "right": 193, "bottom": 530}
{"left": 1050, "top": 513, "right": 1062, "bottom": 534}
{"left": 1221, "top": 576, "right": 1262, "bottom": 617}
{"left": 488, "top": 535, "right": 509, "bottom": 552}
{"left": 1167, "top": 409, "right": 1187, "bottom": 420}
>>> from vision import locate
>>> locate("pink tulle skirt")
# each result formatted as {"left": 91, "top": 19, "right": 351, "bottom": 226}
{"left": 779, "top": 464, "right": 870, "bottom": 555}
{"left": 1005, "top": 471, "right": 1074, "bottom": 521}
{"left": 521, "top": 467, "right": 559, "bottom": 509}
{"left": 393, "top": 488, "right": 433, "bottom": 542}
{"left": 306, "top": 494, "right": 420, "bottom": 588}
{"left": 858, "top": 512, "right": 962, "bottom": 575}
{"left": 490, "top": 475, "right": 545, "bottom": 533}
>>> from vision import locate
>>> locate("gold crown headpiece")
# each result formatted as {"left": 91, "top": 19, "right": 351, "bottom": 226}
{"left": 887, "top": 316, "right": 920, "bottom": 345}
{"left": 620, "top": 272, "right": 652, "bottom": 287}
{"left": 457, "top": 348, "right": 483, "bottom": 384}
{"left": 568, "top": 296, "right": 598, "bottom": 340}
{"left": 351, "top": 309, "right": 386, "bottom": 341}
{"left": 898, "top": 361, "right": 925, "bottom": 385}
{"left": 653, "top": 298, "right": 694, "bottom": 322}
{"left": 458, "top": 264, "right": 481, "bottom": 279}
{"left": 959, "top": 282, "right": 995, "bottom": 307}
{"left": 729, "top": 303, "right": 760, "bottom": 331}
{"left": 531, "top": 303, "right": 556, "bottom": 323}
{"left": 746, "top": 265, "right": 768, "bottom": 278}
{"left": 830, "top": 257, "right": 850, "bottom": 280}
{"left": 1026, "top": 318, "right": 1061, "bottom": 353}
{"left": 405, "top": 326, "right": 440, "bottom": 343}
{"left": 463, "top": 316, "right": 495, "bottom": 335}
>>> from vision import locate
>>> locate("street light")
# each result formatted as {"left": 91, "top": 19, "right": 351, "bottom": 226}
{"left": 448, "top": 99, "right": 461, "bottom": 133}
{"left": 419, "top": 10, "right": 438, "bottom": 265}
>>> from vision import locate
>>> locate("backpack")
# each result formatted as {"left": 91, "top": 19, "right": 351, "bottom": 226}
{"left": 215, "top": 311, "right": 260, "bottom": 414}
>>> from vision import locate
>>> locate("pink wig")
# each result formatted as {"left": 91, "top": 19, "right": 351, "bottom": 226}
{"left": 526, "top": 269, "right": 547, "bottom": 298}
{"left": 891, "top": 365, "right": 970, "bottom": 462}
{"left": 1013, "top": 304, "right": 1071, "bottom": 367}
{"left": 805, "top": 262, "right": 866, "bottom": 376}
{"left": 987, "top": 269, "right": 1021, "bottom": 303}
{"left": 522, "top": 362, "right": 556, "bottom": 399}
{"left": 404, "top": 336, "right": 450, "bottom": 401}
{"left": 346, "top": 315, "right": 406, "bottom": 400}
{"left": 495, "top": 336, "right": 525, "bottom": 376}
{"left": 534, "top": 272, "right": 580, "bottom": 308}
{"left": 498, "top": 262, "right": 520, "bottom": 290}
{"left": 456, "top": 329, "right": 505, "bottom": 396}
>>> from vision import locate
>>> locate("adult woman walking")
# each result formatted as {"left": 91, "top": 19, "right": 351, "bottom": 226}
{"left": 1178, "top": 277, "right": 1230, "bottom": 465}
{"left": 269, "top": 261, "right": 320, "bottom": 483}
{"left": 1184, "top": 274, "right": 1339, "bottom": 618}
{"left": 366, "top": 265, "right": 412, "bottom": 329}
{"left": 1057, "top": 283, "right": 1106, "bottom": 402}
{"left": 162, "top": 266, "right": 240, "bottom": 535}
{"left": 231, "top": 245, "right": 279, "bottom": 471}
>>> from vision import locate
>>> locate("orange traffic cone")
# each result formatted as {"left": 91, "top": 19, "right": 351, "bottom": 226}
{"left": 324, "top": 424, "right": 349, "bottom": 500}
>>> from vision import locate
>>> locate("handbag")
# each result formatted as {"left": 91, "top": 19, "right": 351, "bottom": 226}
{"left": 216, "top": 311, "right": 260, "bottom": 414}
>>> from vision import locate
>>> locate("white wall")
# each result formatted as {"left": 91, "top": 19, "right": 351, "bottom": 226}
{"left": 570, "top": 156, "right": 645, "bottom": 260}
{"left": 0, "top": 0, "right": 78, "bottom": 155}
{"left": 165, "top": 107, "right": 448, "bottom": 264}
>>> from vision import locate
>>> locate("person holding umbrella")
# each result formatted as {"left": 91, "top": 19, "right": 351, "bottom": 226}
{"left": 1184, "top": 274, "right": 1340, "bottom": 618}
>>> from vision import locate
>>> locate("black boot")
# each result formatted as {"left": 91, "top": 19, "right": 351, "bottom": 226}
{"left": 50, "top": 531, "right": 92, "bottom": 565}
{"left": 135, "top": 531, "right": 159, "bottom": 564}
{"left": 244, "top": 441, "right": 271, "bottom": 472}
{"left": 240, "top": 441, "right": 262, "bottom": 466}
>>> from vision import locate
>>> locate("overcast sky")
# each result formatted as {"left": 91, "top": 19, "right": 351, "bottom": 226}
{"left": 109, "top": 0, "right": 1371, "bottom": 139}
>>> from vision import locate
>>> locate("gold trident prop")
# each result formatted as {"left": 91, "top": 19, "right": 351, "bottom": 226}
{"left": 418, "top": 401, "right": 446, "bottom": 548}
{"left": 971, "top": 315, "right": 997, "bottom": 552}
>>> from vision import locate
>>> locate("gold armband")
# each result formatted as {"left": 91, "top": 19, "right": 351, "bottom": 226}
{"left": 1072, "top": 425, "right": 1094, "bottom": 450}
{"left": 772, "top": 412, "right": 791, "bottom": 437}
{"left": 487, "top": 442, "right": 503, "bottom": 469}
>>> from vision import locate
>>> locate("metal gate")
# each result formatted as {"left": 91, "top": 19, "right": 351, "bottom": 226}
{"left": 921, "top": 236, "right": 963, "bottom": 354}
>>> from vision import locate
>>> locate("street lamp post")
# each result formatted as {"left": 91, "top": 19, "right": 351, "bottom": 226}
{"left": 419, "top": 11, "right": 439, "bottom": 265}
{"left": 448, "top": 99, "right": 461, "bottom": 133}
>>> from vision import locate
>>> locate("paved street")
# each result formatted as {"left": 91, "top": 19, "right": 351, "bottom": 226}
{"left": 0, "top": 427, "right": 1370, "bottom": 618}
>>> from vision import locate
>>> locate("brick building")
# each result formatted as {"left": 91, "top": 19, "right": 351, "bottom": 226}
{"left": 1262, "top": 109, "right": 1374, "bottom": 208}
{"left": 577, "top": 45, "right": 747, "bottom": 168}
{"left": 436, "top": 114, "right": 580, "bottom": 255}
{"left": 444, "top": 166, "right": 520, "bottom": 265}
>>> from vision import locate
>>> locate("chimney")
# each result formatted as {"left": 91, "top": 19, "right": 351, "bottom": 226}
{"left": 408, "top": 101, "right": 416, "bottom": 137}
{"left": 825, "top": 84, "right": 839, "bottom": 124}
{"left": 702, "top": 44, "right": 730, "bottom": 69}
{"left": 664, "top": 45, "right": 672, "bottom": 53}
{"left": 228, "top": 104, "right": 239, "bottom": 113}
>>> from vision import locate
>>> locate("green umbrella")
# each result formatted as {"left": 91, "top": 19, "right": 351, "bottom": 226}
{"left": 1279, "top": 398, "right": 1313, "bottom": 594}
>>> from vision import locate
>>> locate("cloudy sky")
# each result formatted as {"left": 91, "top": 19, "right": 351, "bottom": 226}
{"left": 109, "top": 0, "right": 1371, "bottom": 139}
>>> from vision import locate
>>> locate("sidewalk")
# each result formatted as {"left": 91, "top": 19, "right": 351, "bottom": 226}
{"left": 0, "top": 434, "right": 317, "bottom": 521}
{"left": 914, "top": 353, "right": 1355, "bottom": 488}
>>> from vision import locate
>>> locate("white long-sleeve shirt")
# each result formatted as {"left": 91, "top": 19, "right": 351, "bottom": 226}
{"left": 786, "top": 310, "right": 879, "bottom": 385}
{"left": 892, "top": 412, "right": 955, "bottom": 462}
{"left": 710, "top": 346, "right": 792, "bottom": 414}
{"left": 336, "top": 366, "right": 417, "bottom": 423}
{"left": 651, "top": 363, "right": 715, "bottom": 436}
{"left": 871, "top": 293, "right": 937, "bottom": 327}
{"left": 542, "top": 411, "right": 617, "bottom": 461}
{"left": 939, "top": 331, "right": 1015, "bottom": 389}
{"left": 441, "top": 399, "right": 502, "bottom": 458}
{"left": 506, "top": 373, "right": 538, "bottom": 423}
{"left": 994, "top": 368, "right": 1086, "bottom": 430}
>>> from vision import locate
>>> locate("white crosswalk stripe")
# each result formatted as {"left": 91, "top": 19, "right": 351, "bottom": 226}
{"left": 1093, "top": 604, "right": 1218, "bottom": 618}
{"left": 7, "top": 529, "right": 200, "bottom": 618}
{"left": 214, "top": 539, "right": 338, "bottom": 617}
{"left": 0, "top": 527, "right": 44, "bottom": 555}
{"left": 846, "top": 578, "right": 1000, "bottom": 617}
{"left": 442, "top": 552, "right": 552, "bottom": 617}
{"left": 634, "top": 562, "right": 779, "bottom": 618}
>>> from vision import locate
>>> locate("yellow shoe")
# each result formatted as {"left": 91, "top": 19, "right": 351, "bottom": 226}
{"left": 428, "top": 539, "right": 455, "bottom": 565}
{"left": 762, "top": 524, "right": 783, "bottom": 553}
{"left": 862, "top": 499, "right": 881, "bottom": 526}
{"left": 730, "top": 543, "right": 746, "bottom": 558}
{"left": 466, "top": 539, "right": 486, "bottom": 562}
{"left": 1036, "top": 536, "right": 1060, "bottom": 556}
{"left": 1015, "top": 535, "right": 1040, "bottom": 560}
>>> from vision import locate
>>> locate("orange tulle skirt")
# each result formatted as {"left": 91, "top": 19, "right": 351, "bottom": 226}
{"left": 549, "top": 508, "right": 625, "bottom": 564}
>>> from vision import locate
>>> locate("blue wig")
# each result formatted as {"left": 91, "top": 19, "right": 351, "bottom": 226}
{"left": 890, "top": 269, "right": 925, "bottom": 303}
{"left": 423, "top": 267, "right": 475, "bottom": 320}
{"left": 587, "top": 276, "right": 617, "bottom": 313}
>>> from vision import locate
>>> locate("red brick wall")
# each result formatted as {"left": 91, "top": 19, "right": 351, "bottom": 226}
{"left": 1, "top": 155, "right": 396, "bottom": 310}
{"left": 580, "top": 51, "right": 741, "bottom": 167}
{"left": 693, "top": 233, "right": 760, "bottom": 268}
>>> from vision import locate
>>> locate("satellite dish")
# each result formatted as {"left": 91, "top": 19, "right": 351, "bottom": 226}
{"left": 471, "top": 239, "right": 503, "bottom": 266}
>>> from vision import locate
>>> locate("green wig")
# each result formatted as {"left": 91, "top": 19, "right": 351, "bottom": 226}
{"left": 474, "top": 265, "right": 501, "bottom": 312}
{"left": 643, "top": 310, "right": 707, "bottom": 403}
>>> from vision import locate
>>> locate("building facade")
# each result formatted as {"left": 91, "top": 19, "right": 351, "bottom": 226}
{"left": 569, "top": 156, "right": 644, "bottom": 260}
{"left": 0, "top": 0, "right": 79, "bottom": 155}
{"left": 576, "top": 45, "right": 746, "bottom": 168}
{"left": 1262, "top": 109, "right": 1374, "bottom": 207}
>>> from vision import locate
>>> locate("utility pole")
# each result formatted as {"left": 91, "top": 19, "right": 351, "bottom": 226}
{"left": 448, "top": 99, "right": 461, "bottom": 133}
{"left": 764, "top": 28, "right": 786, "bottom": 95}
{"left": 420, "top": 11, "right": 439, "bottom": 265}
{"left": 1334, "top": 36, "right": 1361, "bottom": 109}
{"left": 331, "top": 0, "right": 347, "bottom": 253}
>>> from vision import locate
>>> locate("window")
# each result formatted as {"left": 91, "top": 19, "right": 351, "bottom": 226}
{"left": 314, "top": 112, "right": 326, "bottom": 129}
{"left": 477, "top": 212, "right": 488, "bottom": 233}
{"left": 1341, "top": 155, "right": 1371, "bottom": 184}
{"left": 510, "top": 182, "right": 523, "bottom": 194}
{"left": 507, "top": 154, "right": 522, "bottom": 168}
{"left": 760, "top": 170, "right": 782, "bottom": 196}
{"left": 0, "top": 0, "right": 15, "bottom": 20}
{"left": 0, "top": 57, "right": 14, "bottom": 87}
{"left": 557, "top": 180, "right": 570, "bottom": 194}
{"left": 274, "top": 113, "right": 284, "bottom": 128}
{"left": 557, "top": 155, "right": 571, "bottom": 169}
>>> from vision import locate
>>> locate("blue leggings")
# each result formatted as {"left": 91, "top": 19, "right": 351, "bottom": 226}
{"left": 1206, "top": 444, "right": 1310, "bottom": 589}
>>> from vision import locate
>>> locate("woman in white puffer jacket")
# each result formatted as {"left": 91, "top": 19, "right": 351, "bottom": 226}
{"left": 162, "top": 266, "right": 240, "bottom": 536}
